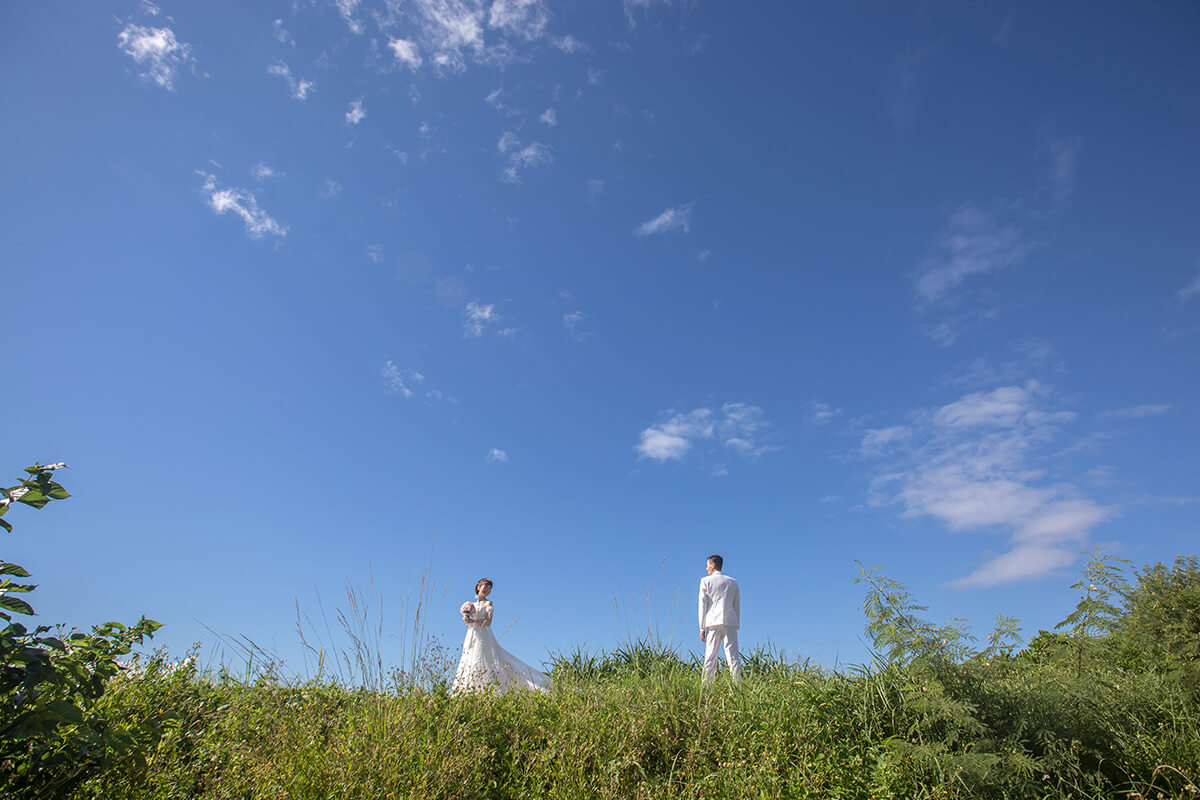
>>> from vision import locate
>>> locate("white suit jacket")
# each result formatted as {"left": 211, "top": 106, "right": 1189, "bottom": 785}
{"left": 698, "top": 571, "right": 740, "bottom": 630}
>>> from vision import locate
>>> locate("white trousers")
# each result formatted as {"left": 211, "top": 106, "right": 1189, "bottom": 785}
{"left": 702, "top": 625, "right": 740, "bottom": 681}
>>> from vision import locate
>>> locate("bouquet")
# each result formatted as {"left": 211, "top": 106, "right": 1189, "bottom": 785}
{"left": 460, "top": 602, "right": 475, "bottom": 621}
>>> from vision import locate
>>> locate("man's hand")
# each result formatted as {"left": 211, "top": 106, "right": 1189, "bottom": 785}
{"left": 699, "top": 630, "right": 706, "bottom": 643}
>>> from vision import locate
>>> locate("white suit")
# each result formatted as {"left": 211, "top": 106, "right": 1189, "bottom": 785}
{"left": 698, "top": 570, "right": 741, "bottom": 681}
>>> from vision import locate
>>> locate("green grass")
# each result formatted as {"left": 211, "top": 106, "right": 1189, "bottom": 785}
{"left": 72, "top": 642, "right": 1200, "bottom": 800}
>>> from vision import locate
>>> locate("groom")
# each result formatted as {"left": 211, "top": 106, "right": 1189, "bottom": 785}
{"left": 698, "top": 554, "right": 741, "bottom": 682}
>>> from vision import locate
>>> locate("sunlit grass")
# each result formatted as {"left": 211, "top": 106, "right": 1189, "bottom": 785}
{"left": 75, "top": 638, "right": 1199, "bottom": 800}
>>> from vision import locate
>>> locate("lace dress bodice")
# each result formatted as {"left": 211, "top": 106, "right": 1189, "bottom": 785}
{"left": 468, "top": 600, "right": 494, "bottom": 627}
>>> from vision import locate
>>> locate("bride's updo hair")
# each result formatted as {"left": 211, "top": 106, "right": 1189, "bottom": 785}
{"left": 475, "top": 578, "right": 493, "bottom": 596}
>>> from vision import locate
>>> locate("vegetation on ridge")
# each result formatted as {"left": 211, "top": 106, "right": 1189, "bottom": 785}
{"left": 3, "top": 463, "right": 1199, "bottom": 799}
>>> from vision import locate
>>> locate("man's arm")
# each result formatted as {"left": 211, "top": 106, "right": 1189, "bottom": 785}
{"left": 698, "top": 578, "right": 710, "bottom": 637}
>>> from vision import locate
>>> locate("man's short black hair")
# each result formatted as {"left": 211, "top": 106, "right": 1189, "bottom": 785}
{"left": 707, "top": 554, "right": 723, "bottom": 571}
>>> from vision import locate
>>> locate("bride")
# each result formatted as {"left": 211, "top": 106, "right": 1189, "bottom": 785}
{"left": 451, "top": 578, "right": 548, "bottom": 694}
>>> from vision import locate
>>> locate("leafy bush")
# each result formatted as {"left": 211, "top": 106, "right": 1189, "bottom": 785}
{"left": 1, "top": 464, "right": 161, "bottom": 798}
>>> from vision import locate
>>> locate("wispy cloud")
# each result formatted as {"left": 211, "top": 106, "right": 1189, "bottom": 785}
{"left": 562, "top": 310, "right": 594, "bottom": 341}
{"left": 623, "top": 0, "right": 670, "bottom": 29}
{"left": 117, "top": 22, "right": 197, "bottom": 90}
{"left": 488, "top": 0, "right": 550, "bottom": 41}
{"left": 196, "top": 171, "right": 287, "bottom": 239}
{"left": 381, "top": 361, "right": 424, "bottom": 397}
{"left": 886, "top": 47, "right": 925, "bottom": 131}
{"left": 1038, "top": 133, "right": 1083, "bottom": 206}
{"left": 388, "top": 37, "right": 423, "bottom": 69}
{"left": 939, "top": 339, "right": 1059, "bottom": 390}
{"left": 320, "top": 178, "right": 343, "bottom": 198}
{"left": 539, "top": 107, "right": 557, "bottom": 126}
{"left": 366, "top": 244, "right": 384, "bottom": 262}
{"left": 486, "top": 447, "right": 509, "bottom": 464}
{"left": 335, "top": 0, "right": 365, "bottom": 34}
{"left": 636, "top": 403, "right": 775, "bottom": 466}
{"left": 915, "top": 205, "right": 1028, "bottom": 306}
{"left": 863, "top": 381, "right": 1112, "bottom": 587}
{"left": 635, "top": 203, "right": 693, "bottom": 237}
{"left": 497, "top": 132, "right": 552, "bottom": 183}
{"left": 1095, "top": 404, "right": 1172, "bottom": 421}
{"left": 806, "top": 401, "right": 842, "bottom": 426}
{"left": 346, "top": 99, "right": 367, "bottom": 125}
{"left": 272, "top": 18, "right": 294, "bottom": 46}
{"left": 553, "top": 34, "right": 585, "bottom": 53}
{"left": 859, "top": 426, "right": 911, "bottom": 457}
{"left": 586, "top": 178, "right": 605, "bottom": 202}
{"left": 267, "top": 61, "right": 315, "bottom": 100}
{"left": 1177, "top": 271, "right": 1200, "bottom": 302}
{"left": 251, "top": 162, "right": 283, "bottom": 181}
{"left": 462, "top": 301, "right": 503, "bottom": 338}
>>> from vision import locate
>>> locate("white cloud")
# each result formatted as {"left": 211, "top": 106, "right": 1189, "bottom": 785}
{"left": 587, "top": 66, "right": 603, "bottom": 86}
{"left": 272, "top": 19, "right": 294, "bottom": 46}
{"left": 637, "top": 403, "right": 774, "bottom": 465}
{"left": 488, "top": 0, "right": 549, "bottom": 41}
{"left": 462, "top": 301, "right": 501, "bottom": 337}
{"left": 916, "top": 205, "right": 1028, "bottom": 306}
{"left": 1041, "top": 134, "right": 1082, "bottom": 205}
{"left": 1095, "top": 404, "right": 1172, "bottom": 421}
{"left": 539, "top": 107, "right": 557, "bottom": 126}
{"left": 552, "top": 34, "right": 584, "bottom": 53}
{"left": 320, "top": 178, "right": 343, "bottom": 198}
{"left": 388, "top": 37, "right": 423, "bottom": 68}
{"left": 486, "top": 447, "right": 509, "bottom": 463}
{"left": 367, "top": 244, "right": 384, "bottom": 262}
{"left": 346, "top": 99, "right": 367, "bottom": 125}
{"left": 405, "top": 0, "right": 487, "bottom": 73}
{"left": 623, "top": 0, "right": 669, "bottom": 28}
{"left": 859, "top": 426, "right": 911, "bottom": 456}
{"left": 496, "top": 133, "right": 552, "bottom": 182}
{"left": 1177, "top": 272, "right": 1200, "bottom": 302}
{"left": 251, "top": 162, "right": 283, "bottom": 181}
{"left": 267, "top": 62, "right": 315, "bottom": 100}
{"left": 117, "top": 23, "right": 197, "bottom": 91}
{"left": 806, "top": 401, "right": 841, "bottom": 426}
{"left": 562, "top": 310, "right": 593, "bottom": 341}
{"left": 637, "top": 409, "right": 710, "bottom": 462}
{"left": 335, "top": 0, "right": 365, "bottom": 34}
{"left": 863, "top": 383, "right": 1113, "bottom": 587}
{"left": 196, "top": 172, "right": 287, "bottom": 239}
{"left": 586, "top": 178, "right": 605, "bottom": 201}
{"left": 932, "top": 382, "right": 1048, "bottom": 429}
{"left": 381, "top": 361, "right": 424, "bottom": 397}
{"left": 635, "top": 203, "right": 693, "bottom": 237}
{"left": 939, "top": 339, "right": 1058, "bottom": 390}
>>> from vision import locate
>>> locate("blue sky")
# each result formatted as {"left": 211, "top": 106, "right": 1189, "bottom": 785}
{"left": 3, "top": 0, "right": 1198, "bottom": 673}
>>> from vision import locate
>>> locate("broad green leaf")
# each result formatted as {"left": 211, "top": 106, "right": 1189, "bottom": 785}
{"left": 0, "top": 595, "right": 35, "bottom": 615}
{"left": 45, "top": 699, "right": 84, "bottom": 724}
{"left": 15, "top": 488, "right": 48, "bottom": 509}
{"left": 46, "top": 482, "right": 70, "bottom": 500}
{"left": 0, "top": 562, "right": 28, "bottom": 577}
{"left": 0, "top": 517, "right": 11, "bottom": 533}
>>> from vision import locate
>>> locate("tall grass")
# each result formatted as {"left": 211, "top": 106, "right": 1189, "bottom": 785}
{"left": 72, "top": 636, "right": 1199, "bottom": 800}
{"left": 63, "top": 553, "right": 1200, "bottom": 799}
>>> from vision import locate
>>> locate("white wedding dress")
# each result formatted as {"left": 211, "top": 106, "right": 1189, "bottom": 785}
{"left": 451, "top": 599, "right": 548, "bottom": 694}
